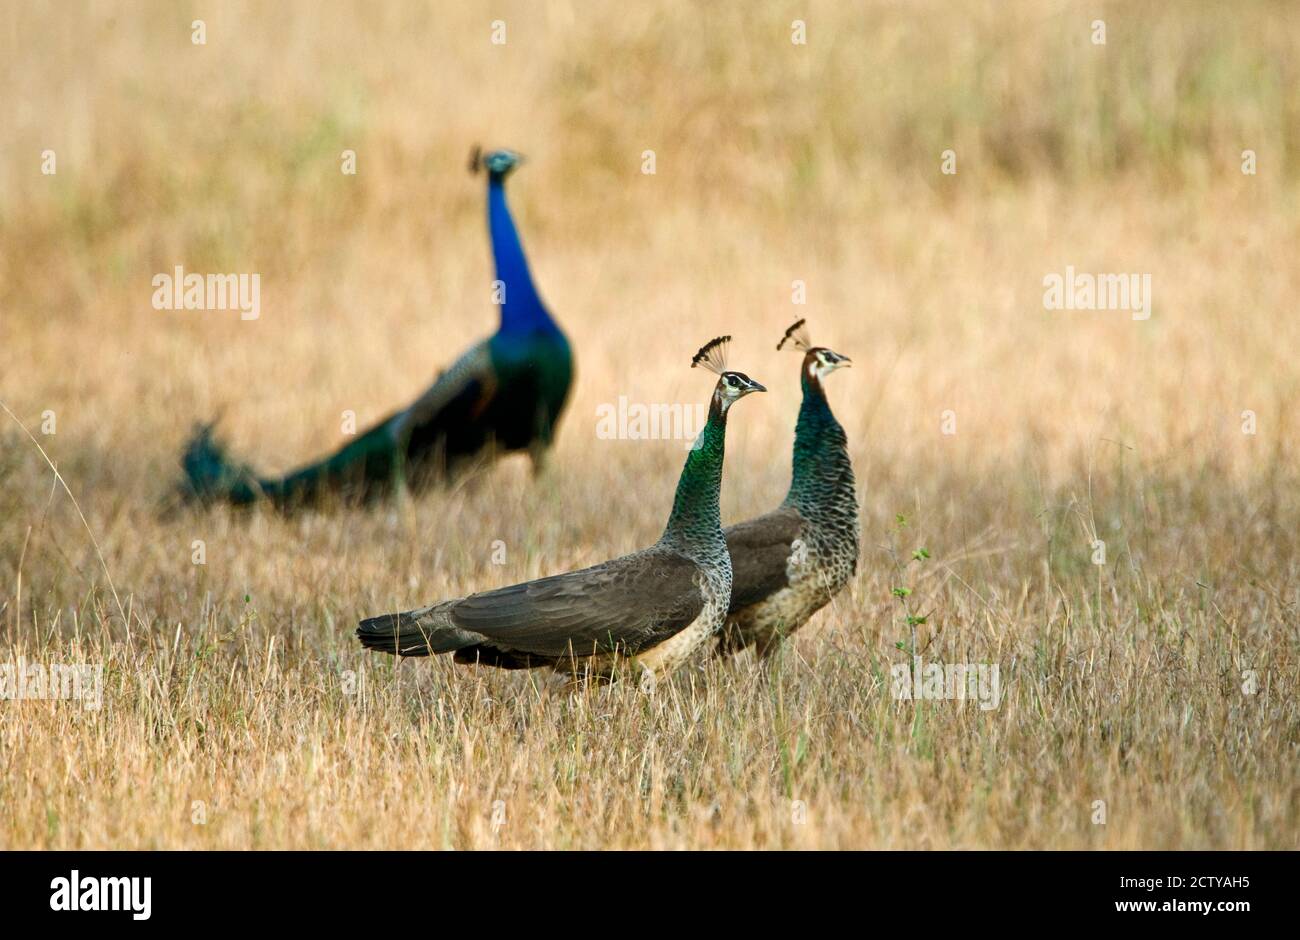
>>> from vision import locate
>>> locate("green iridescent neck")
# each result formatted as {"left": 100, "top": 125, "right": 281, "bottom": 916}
{"left": 662, "top": 396, "right": 727, "bottom": 549}
{"left": 785, "top": 372, "right": 847, "bottom": 512}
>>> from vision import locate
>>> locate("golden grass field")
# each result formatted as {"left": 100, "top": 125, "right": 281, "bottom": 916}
{"left": 1, "top": 1, "right": 1297, "bottom": 848}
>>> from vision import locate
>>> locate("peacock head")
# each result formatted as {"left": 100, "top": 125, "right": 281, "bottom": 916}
{"left": 778, "top": 319, "right": 851, "bottom": 382}
{"left": 470, "top": 145, "right": 525, "bottom": 179}
{"left": 692, "top": 336, "right": 766, "bottom": 413}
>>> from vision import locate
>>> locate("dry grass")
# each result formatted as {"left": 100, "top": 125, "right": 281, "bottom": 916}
{"left": 0, "top": 0, "right": 1297, "bottom": 848}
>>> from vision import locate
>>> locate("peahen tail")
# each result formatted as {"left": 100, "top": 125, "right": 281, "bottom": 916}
{"left": 357, "top": 602, "right": 481, "bottom": 657}
{"left": 179, "top": 418, "right": 408, "bottom": 508}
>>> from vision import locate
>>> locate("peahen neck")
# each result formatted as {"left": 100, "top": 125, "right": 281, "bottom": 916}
{"left": 662, "top": 396, "right": 728, "bottom": 554}
{"left": 488, "top": 175, "right": 559, "bottom": 339}
{"left": 785, "top": 369, "right": 853, "bottom": 517}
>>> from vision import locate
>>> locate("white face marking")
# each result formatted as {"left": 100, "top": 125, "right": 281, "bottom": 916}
{"left": 810, "top": 350, "right": 849, "bottom": 380}
{"left": 721, "top": 374, "right": 745, "bottom": 400}
{"left": 717, "top": 372, "right": 761, "bottom": 407}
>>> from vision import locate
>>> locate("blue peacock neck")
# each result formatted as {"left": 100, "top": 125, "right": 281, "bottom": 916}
{"left": 785, "top": 368, "right": 852, "bottom": 516}
{"left": 488, "top": 175, "right": 560, "bottom": 340}
{"left": 662, "top": 395, "right": 728, "bottom": 554}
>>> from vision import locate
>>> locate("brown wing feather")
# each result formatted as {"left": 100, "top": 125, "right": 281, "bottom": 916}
{"left": 725, "top": 506, "right": 804, "bottom": 612}
{"left": 446, "top": 547, "right": 705, "bottom": 658}
{"left": 390, "top": 341, "right": 495, "bottom": 442}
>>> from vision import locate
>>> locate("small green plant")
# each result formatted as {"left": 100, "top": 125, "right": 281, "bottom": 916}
{"left": 886, "top": 514, "right": 933, "bottom": 657}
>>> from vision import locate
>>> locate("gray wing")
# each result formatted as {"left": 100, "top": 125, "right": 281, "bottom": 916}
{"left": 447, "top": 547, "right": 705, "bottom": 658}
{"left": 724, "top": 506, "right": 804, "bottom": 612}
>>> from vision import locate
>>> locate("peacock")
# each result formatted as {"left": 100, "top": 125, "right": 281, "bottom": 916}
{"left": 357, "top": 337, "right": 766, "bottom": 678}
{"left": 717, "top": 320, "right": 858, "bottom": 657}
{"left": 179, "top": 147, "right": 572, "bottom": 508}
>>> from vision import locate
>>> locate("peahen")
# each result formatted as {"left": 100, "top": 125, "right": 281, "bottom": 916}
{"left": 717, "top": 320, "right": 858, "bottom": 657}
{"left": 357, "top": 337, "right": 766, "bottom": 678}
{"left": 179, "top": 147, "right": 572, "bottom": 508}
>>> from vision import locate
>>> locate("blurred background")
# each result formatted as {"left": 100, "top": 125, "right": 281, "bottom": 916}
{"left": 3, "top": 0, "right": 1297, "bottom": 494}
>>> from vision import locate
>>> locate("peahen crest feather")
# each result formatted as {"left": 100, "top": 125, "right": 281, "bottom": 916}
{"left": 777, "top": 318, "right": 812, "bottom": 352}
{"left": 690, "top": 335, "right": 731, "bottom": 375}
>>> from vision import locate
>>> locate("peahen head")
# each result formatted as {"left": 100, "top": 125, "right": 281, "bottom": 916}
{"left": 692, "top": 335, "right": 766, "bottom": 413}
{"left": 470, "top": 145, "right": 525, "bottom": 179}
{"left": 778, "top": 319, "right": 851, "bottom": 383}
